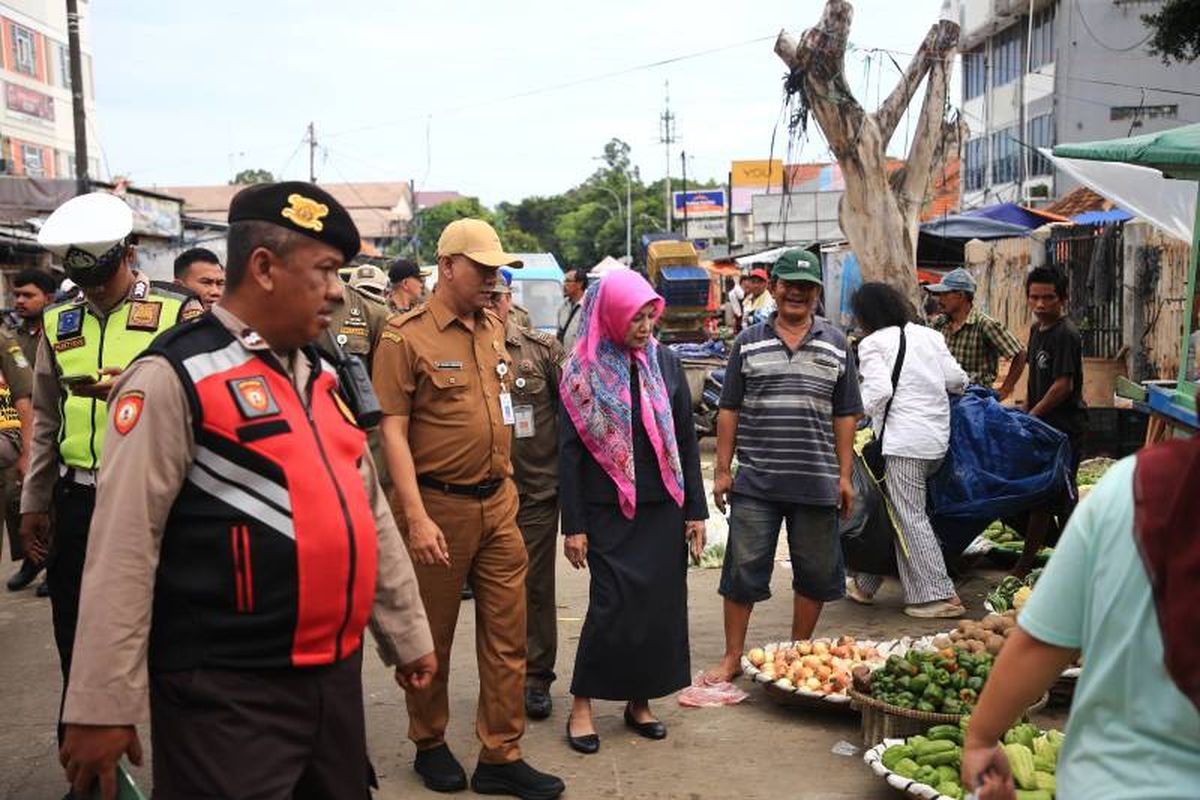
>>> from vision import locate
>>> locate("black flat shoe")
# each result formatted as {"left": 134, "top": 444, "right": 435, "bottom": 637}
{"left": 472, "top": 759, "right": 564, "bottom": 799}
{"left": 623, "top": 703, "right": 667, "bottom": 740}
{"left": 414, "top": 744, "right": 468, "bottom": 793}
{"left": 565, "top": 715, "right": 599, "bottom": 754}
{"left": 525, "top": 686, "right": 552, "bottom": 720}
{"left": 6, "top": 560, "right": 40, "bottom": 591}
{"left": 35, "top": 579, "right": 50, "bottom": 598}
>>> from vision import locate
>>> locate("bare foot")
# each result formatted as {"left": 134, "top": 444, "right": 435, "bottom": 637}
{"left": 703, "top": 655, "right": 744, "bottom": 684}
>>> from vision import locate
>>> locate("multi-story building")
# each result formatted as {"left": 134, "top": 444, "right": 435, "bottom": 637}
{"left": 959, "top": 0, "right": 1200, "bottom": 208}
{"left": 0, "top": 0, "right": 98, "bottom": 180}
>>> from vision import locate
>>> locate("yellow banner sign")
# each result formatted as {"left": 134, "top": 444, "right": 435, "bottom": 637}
{"left": 731, "top": 159, "right": 784, "bottom": 189}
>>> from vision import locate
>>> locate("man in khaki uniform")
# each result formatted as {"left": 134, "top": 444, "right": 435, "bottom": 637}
{"left": 373, "top": 219, "right": 564, "bottom": 799}
{"left": 320, "top": 276, "right": 390, "bottom": 374}
{"left": 488, "top": 269, "right": 563, "bottom": 721}
{"left": 0, "top": 333, "right": 33, "bottom": 591}
{"left": 58, "top": 182, "right": 435, "bottom": 800}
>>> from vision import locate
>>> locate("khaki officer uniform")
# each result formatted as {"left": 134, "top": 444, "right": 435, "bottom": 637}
{"left": 11, "top": 319, "right": 41, "bottom": 369}
{"left": 504, "top": 318, "right": 564, "bottom": 693}
{"left": 0, "top": 331, "right": 31, "bottom": 563}
{"left": 373, "top": 292, "right": 529, "bottom": 764}
{"left": 510, "top": 303, "right": 531, "bottom": 331}
{"left": 319, "top": 283, "right": 390, "bottom": 374}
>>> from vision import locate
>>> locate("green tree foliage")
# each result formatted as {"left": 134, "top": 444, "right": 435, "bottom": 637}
{"left": 229, "top": 168, "right": 275, "bottom": 185}
{"left": 409, "top": 137, "right": 723, "bottom": 269}
{"left": 1143, "top": 0, "right": 1200, "bottom": 63}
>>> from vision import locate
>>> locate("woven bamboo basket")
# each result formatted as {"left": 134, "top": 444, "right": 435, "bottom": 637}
{"left": 848, "top": 689, "right": 1048, "bottom": 747}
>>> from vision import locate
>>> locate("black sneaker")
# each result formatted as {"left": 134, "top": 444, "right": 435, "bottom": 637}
{"left": 524, "top": 686, "right": 552, "bottom": 720}
{"left": 414, "top": 744, "right": 467, "bottom": 793}
{"left": 471, "top": 760, "right": 564, "bottom": 800}
{"left": 6, "top": 560, "right": 40, "bottom": 591}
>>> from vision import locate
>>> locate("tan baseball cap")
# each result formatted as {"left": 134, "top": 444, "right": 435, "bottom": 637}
{"left": 349, "top": 264, "right": 388, "bottom": 298}
{"left": 436, "top": 218, "right": 523, "bottom": 268}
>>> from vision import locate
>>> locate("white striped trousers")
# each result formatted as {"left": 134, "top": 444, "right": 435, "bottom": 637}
{"left": 854, "top": 455, "right": 956, "bottom": 604}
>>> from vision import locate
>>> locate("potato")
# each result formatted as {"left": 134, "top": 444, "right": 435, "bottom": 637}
{"left": 797, "top": 641, "right": 813, "bottom": 656}
{"left": 932, "top": 634, "right": 953, "bottom": 649}
{"left": 957, "top": 620, "right": 973, "bottom": 633}
{"left": 986, "top": 634, "right": 1005, "bottom": 655}
{"left": 748, "top": 648, "right": 766, "bottom": 667}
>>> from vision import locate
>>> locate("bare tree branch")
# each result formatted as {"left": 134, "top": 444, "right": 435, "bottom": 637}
{"left": 875, "top": 20, "right": 959, "bottom": 144}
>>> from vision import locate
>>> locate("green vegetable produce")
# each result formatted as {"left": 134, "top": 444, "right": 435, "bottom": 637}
{"left": 936, "top": 782, "right": 964, "bottom": 799}
{"left": 940, "top": 697, "right": 964, "bottom": 715}
{"left": 915, "top": 750, "right": 959, "bottom": 768}
{"left": 916, "top": 700, "right": 936, "bottom": 713}
{"left": 935, "top": 765, "right": 958, "bottom": 784}
{"left": 1003, "top": 743, "right": 1038, "bottom": 790}
{"left": 1033, "top": 755, "right": 1055, "bottom": 774}
{"left": 909, "top": 674, "right": 929, "bottom": 693}
{"left": 893, "top": 757, "right": 919, "bottom": 779}
{"left": 914, "top": 765, "right": 939, "bottom": 786}
{"left": 1034, "top": 771, "right": 1056, "bottom": 792}
{"left": 926, "top": 725, "right": 963, "bottom": 743}
{"left": 914, "top": 739, "right": 957, "bottom": 757}
{"left": 1003, "top": 723, "right": 1039, "bottom": 750}
{"left": 881, "top": 744, "right": 915, "bottom": 770}
{"left": 1014, "top": 791, "right": 1051, "bottom": 800}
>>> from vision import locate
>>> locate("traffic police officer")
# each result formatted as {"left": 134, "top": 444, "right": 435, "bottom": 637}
{"left": 373, "top": 219, "right": 564, "bottom": 799}
{"left": 19, "top": 193, "right": 202, "bottom": 742}
{"left": 488, "top": 269, "right": 564, "bottom": 721}
{"left": 58, "top": 182, "right": 435, "bottom": 800}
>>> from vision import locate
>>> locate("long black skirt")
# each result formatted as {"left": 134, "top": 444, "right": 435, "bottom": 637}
{"left": 569, "top": 500, "right": 691, "bottom": 701}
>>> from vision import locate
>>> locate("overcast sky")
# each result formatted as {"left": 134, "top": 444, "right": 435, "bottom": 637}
{"left": 92, "top": 0, "right": 955, "bottom": 206}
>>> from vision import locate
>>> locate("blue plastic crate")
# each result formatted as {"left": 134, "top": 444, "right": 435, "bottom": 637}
{"left": 658, "top": 265, "right": 710, "bottom": 307}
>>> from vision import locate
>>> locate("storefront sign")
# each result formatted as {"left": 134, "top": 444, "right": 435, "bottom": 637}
{"left": 5, "top": 83, "right": 54, "bottom": 122}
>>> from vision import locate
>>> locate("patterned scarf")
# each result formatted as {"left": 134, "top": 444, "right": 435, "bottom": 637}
{"left": 560, "top": 269, "right": 685, "bottom": 520}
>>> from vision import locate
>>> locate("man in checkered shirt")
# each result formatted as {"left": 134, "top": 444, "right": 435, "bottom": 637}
{"left": 927, "top": 268, "right": 1027, "bottom": 400}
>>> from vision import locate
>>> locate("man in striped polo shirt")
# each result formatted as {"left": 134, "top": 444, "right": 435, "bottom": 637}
{"left": 705, "top": 249, "right": 862, "bottom": 683}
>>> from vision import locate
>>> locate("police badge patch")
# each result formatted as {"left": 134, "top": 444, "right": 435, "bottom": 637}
{"left": 229, "top": 376, "right": 280, "bottom": 419}
{"left": 126, "top": 301, "right": 163, "bottom": 331}
{"left": 56, "top": 307, "right": 85, "bottom": 339}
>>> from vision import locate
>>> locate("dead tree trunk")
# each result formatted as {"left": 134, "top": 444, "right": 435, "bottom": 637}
{"left": 775, "top": 0, "right": 964, "bottom": 310}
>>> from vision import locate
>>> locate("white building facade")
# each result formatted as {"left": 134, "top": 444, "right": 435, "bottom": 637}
{"left": 0, "top": 0, "right": 98, "bottom": 180}
{"left": 959, "top": 0, "right": 1200, "bottom": 208}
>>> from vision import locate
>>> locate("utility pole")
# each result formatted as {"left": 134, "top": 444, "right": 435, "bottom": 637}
{"left": 307, "top": 122, "right": 317, "bottom": 183}
{"left": 658, "top": 81, "right": 676, "bottom": 233}
{"left": 65, "top": 0, "right": 88, "bottom": 195}
{"left": 680, "top": 151, "right": 688, "bottom": 241}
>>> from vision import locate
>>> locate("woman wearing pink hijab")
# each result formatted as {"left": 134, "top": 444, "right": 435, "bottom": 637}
{"left": 558, "top": 268, "right": 707, "bottom": 754}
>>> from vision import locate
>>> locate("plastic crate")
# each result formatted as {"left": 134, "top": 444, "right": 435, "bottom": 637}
{"left": 1083, "top": 408, "right": 1147, "bottom": 458}
{"left": 658, "top": 265, "right": 710, "bottom": 307}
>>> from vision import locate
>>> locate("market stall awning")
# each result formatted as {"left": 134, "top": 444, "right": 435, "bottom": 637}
{"left": 1043, "top": 147, "right": 1195, "bottom": 242}
{"left": 963, "top": 202, "right": 1068, "bottom": 228}
{"left": 1053, "top": 123, "right": 1200, "bottom": 177}
{"left": 919, "top": 215, "right": 1031, "bottom": 240}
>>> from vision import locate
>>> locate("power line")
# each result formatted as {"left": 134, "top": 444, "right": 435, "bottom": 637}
{"left": 1072, "top": 0, "right": 1153, "bottom": 53}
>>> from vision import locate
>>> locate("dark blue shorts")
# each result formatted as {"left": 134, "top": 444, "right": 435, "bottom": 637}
{"left": 718, "top": 493, "right": 844, "bottom": 604}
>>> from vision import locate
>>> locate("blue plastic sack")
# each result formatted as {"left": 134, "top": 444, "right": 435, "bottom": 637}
{"left": 929, "top": 387, "right": 1072, "bottom": 519}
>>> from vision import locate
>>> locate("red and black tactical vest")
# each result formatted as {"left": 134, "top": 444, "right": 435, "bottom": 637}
{"left": 145, "top": 315, "right": 378, "bottom": 672}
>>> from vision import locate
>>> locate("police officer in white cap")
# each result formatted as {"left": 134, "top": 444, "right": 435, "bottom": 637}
{"left": 18, "top": 192, "right": 202, "bottom": 753}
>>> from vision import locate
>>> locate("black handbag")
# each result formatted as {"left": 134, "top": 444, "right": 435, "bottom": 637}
{"left": 862, "top": 327, "right": 907, "bottom": 481}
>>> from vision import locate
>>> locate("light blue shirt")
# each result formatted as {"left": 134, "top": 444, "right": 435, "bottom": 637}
{"left": 1019, "top": 456, "right": 1200, "bottom": 799}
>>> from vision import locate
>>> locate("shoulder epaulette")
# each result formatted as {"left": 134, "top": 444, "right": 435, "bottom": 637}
{"left": 521, "top": 328, "right": 557, "bottom": 348}
{"left": 387, "top": 304, "right": 428, "bottom": 328}
{"left": 149, "top": 280, "right": 195, "bottom": 302}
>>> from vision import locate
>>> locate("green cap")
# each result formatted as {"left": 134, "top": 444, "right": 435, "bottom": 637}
{"left": 771, "top": 248, "right": 822, "bottom": 285}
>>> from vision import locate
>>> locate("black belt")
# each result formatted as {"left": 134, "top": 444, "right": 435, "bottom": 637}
{"left": 417, "top": 475, "right": 505, "bottom": 499}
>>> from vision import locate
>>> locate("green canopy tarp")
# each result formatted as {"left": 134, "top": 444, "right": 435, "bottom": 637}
{"left": 1053, "top": 123, "right": 1200, "bottom": 178}
{"left": 1057, "top": 124, "right": 1200, "bottom": 407}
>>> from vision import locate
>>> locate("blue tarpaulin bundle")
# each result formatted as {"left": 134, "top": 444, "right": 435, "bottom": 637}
{"left": 930, "top": 387, "right": 1072, "bottom": 520}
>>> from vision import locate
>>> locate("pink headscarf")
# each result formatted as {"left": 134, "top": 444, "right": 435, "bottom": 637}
{"left": 560, "top": 269, "right": 685, "bottom": 519}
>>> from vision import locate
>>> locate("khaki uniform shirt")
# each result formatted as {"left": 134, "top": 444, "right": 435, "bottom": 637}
{"left": 319, "top": 284, "right": 391, "bottom": 375}
{"left": 505, "top": 319, "right": 563, "bottom": 502}
{"left": 373, "top": 293, "right": 513, "bottom": 485}
{"left": 21, "top": 272, "right": 204, "bottom": 514}
{"left": 10, "top": 321, "right": 41, "bottom": 369}
{"left": 61, "top": 305, "right": 434, "bottom": 725}
{"left": 510, "top": 303, "right": 531, "bottom": 331}
{"left": 0, "top": 329, "right": 32, "bottom": 401}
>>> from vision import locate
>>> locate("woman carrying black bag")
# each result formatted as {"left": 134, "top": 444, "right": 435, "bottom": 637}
{"left": 846, "top": 283, "right": 969, "bottom": 618}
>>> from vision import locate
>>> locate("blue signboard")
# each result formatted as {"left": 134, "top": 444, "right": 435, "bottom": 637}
{"left": 672, "top": 189, "right": 726, "bottom": 219}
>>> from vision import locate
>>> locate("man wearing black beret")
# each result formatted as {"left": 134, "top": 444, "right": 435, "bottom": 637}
{"left": 58, "top": 182, "right": 436, "bottom": 799}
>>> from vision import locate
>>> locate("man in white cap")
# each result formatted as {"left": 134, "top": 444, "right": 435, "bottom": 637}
{"left": 349, "top": 263, "right": 389, "bottom": 302}
{"left": 18, "top": 192, "right": 202, "bottom": 753}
